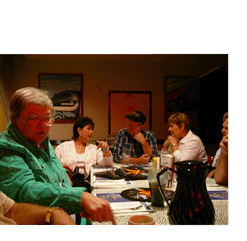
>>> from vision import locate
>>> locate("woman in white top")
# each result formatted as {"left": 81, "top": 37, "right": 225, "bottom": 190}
{"left": 55, "top": 117, "right": 113, "bottom": 190}
{"left": 162, "top": 112, "right": 207, "bottom": 162}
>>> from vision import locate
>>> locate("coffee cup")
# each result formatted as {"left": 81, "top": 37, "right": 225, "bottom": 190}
{"left": 128, "top": 214, "right": 155, "bottom": 225}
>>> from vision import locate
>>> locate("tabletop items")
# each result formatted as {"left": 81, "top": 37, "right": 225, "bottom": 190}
{"left": 91, "top": 162, "right": 228, "bottom": 225}
{"left": 148, "top": 158, "right": 168, "bottom": 207}
{"left": 95, "top": 191, "right": 153, "bottom": 216}
{"left": 121, "top": 188, "right": 151, "bottom": 201}
{"left": 94, "top": 165, "right": 148, "bottom": 180}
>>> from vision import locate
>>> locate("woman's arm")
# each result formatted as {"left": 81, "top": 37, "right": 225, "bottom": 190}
{"left": 5, "top": 202, "right": 76, "bottom": 225}
{"left": 172, "top": 139, "right": 203, "bottom": 162}
{"left": 95, "top": 142, "right": 113, "bottom": 166}
{"left": 0, "top": 152, "right": 86, "bottom": 215}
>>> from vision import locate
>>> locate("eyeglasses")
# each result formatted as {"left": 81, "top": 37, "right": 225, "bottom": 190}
{"left": 20, "top": 115, "right": 55, "bottom": 126}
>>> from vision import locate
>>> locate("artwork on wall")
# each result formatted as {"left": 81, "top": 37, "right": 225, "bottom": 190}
{"left": 39, "top": 74, "right": 83, "bottom": 123}
{"left": 164, "top": 75, "right": 198, "bottom": 119}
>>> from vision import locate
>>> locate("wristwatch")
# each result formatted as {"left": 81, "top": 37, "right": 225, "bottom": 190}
{"left": 45, "top": 207, "right": 63, "bottom": 224}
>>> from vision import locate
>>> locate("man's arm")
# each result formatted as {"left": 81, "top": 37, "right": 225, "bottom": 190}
{"left": 112, "top": 131, "right": 123, "bottom": 163}
{"left": 133, "top": 132, "right": 153, "bottom": 157}
{"left": 125, "top": 154, "right": 150, "bottom": 164}
{"left": 128, "top": 131, "right": 158, "bottom": 164}
{"left": 214, "top": 136, "right": 228, "bottom": 184}
{"left": 5, "top": 202, "right": 75, "bottom": 225}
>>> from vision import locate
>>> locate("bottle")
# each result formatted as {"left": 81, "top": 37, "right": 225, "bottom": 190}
{"left": 148, "top": 157, "right": 165, "bottom": 207}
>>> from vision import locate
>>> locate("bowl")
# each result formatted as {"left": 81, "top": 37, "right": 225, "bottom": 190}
{"left": 128, "top": 214, "right": 155, "bottom": 225}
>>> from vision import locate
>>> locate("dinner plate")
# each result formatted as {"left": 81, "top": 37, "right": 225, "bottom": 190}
{"left": 94, "top": 169, "right": 123, "bottom": 179}
{"left": 115, "top": 165, "right": 148, "bottom": 180}
{"left": 121, "top": 188, "right": 175, "bottom": 202}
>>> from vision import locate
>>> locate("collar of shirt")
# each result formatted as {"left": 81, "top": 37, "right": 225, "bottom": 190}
{"left": 179, "top": 130, "right": 192, "bottom": 144}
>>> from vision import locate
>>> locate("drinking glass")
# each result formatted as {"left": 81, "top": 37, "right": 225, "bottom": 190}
{"left": 122, "top": 147, "right": 131, "bottom": 165}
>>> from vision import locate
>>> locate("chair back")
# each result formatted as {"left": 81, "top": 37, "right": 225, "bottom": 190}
{"left": 105, "top": 134, "right": 116, "bottom": 149}
{"left": 207, "top": 155, "right": 214, "bottom": 165}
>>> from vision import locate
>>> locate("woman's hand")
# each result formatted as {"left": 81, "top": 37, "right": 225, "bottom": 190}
{"left": 167, "top": 136, "right": 179, "bottom": 146}
{"left": 163, "top": 139, "right": 170, "bottom": 151}
{"left": 81, "top": 192, "right": 116, "bottom": 224}
{"left": 163, "top": 136, "right": 179, "bottom": 152}
{"left": 96, "top": 140, "right": 109, "bottom": 151}
{"left": 96, "top": 140, "right": 111, "bottom": 157}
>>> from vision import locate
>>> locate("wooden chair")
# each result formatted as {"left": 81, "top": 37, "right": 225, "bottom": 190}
{"left": 105, "top": 134, "right": 116, "bottom": 151}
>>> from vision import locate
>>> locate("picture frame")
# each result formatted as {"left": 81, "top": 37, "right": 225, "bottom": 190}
{"left": 164, "top": 75, "right": 198, "bottom": 119}
{"left": 38, "top": 73, "right": 83, "bottom": 123}
{"left": 164, "top": 75, "right": 197, "bottom": 94}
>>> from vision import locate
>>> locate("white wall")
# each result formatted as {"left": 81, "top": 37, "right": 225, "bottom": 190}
{"left": 0, "top": 54, "right": 228, "bottom": 141}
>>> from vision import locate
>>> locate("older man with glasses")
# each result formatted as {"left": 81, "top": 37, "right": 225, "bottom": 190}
{"left": 0, "top": 87, "right": 116, "bottom": 225}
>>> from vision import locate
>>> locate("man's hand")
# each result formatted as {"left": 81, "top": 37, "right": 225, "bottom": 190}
{"left": 214, "top": 134, "right": 228, "bottom": 184}
{"left": 133, "top": 132, "right": 146, "bottom": 144}
{"left": 134, "top": 132, "right": 152, "bottom": 159}
{"left": 81, "top": 192, "right": 116, "bottom": 225}
{"left": 220, "top": 135, "right": 228, "bottom": 156}
{"left": 139, "top": 154, "right": 150, "bottom": 164}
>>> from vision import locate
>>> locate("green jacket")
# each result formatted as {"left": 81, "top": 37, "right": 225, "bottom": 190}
{"left": 0, "top": 121, "right": 86, "bottom": 215}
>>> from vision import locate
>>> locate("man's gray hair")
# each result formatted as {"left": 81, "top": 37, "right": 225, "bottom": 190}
{"left": 10, "top": 87, "right": 54, "bottom": 120}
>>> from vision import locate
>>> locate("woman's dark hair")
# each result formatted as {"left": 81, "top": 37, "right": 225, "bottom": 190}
{"left": 72, "top": 117, "right": 94, "bottom": 140}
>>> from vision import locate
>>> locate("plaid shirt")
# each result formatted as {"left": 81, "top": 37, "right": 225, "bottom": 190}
{"left": 113, "top": 128, "right": 158, "bottom": 163}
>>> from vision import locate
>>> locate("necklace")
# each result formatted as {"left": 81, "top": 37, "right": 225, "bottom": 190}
{"left": 75, "top": 140, "right": 86, "bottom": 154}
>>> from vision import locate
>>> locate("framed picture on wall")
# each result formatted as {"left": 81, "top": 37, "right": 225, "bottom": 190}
{"left": 38, "top": 73, "right": 83, "bottom": 123}
{"left": 164, "top": 75, "right": 198, "bottom": 119}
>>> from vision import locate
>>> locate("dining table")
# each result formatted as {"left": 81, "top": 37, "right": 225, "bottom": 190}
{"left": 91, "top": 163, "right": 228, "bottom": 225}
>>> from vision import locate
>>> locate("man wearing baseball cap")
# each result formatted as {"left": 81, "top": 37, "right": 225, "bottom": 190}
{"left": 113, "top": 111, "right": 158, "bottom": 164}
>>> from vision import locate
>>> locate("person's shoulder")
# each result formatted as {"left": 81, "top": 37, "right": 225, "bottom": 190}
{"left": 116, "top": 128, "right": 127, "bottom": 135}
{"left": 0, "top": 130, "right": 9, "bottom": 143}
{"left": 0, "top": 130, "right": 25, "bottom": 150}
{"left": 144, "top": 129, "right": 156, "bottom": 136}
{"left": 189, "top": 131, "right": 204, "bottom": 143}
{"left": 118, "top": 128, "right": 126, "bottom": 133}
{"left": 56, "top": 140, "right": 73, "bottom": 149}
{"left": 87, "top": 143, "right": 97, "bottom": 149}
{"left": 60, "top": 140, "right": 73, "bottom": 145}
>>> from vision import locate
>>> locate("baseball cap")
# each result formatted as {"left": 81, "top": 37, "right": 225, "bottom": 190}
{"left": 125, "top": 111, "right": 146, "bottom": 124}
